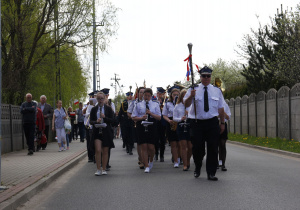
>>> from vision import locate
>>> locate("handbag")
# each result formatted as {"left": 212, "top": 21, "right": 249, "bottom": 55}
{"left": 64, "top": 118, "right": 72, "bottom": 130}
{"left": 41, "top": 133, "right": 47, "bottom": 144}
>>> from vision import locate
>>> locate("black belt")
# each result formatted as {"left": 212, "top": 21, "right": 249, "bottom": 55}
{"left": 190, "top": 116, "right": 218, "bottom": 124}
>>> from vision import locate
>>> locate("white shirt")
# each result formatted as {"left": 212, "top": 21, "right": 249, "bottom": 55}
{"left": 132, "top": 100, "right": 161, "bottom": 118}
{"left": 127, "top": 99, "right": 136, "bottom": 114}
{"left": 111, "top": 101, "right": 115, "bottom": 113}
{"left": 162, "top": 101, "right": 176, "bottom": 118}
{"left": 183, "top": 84, "right": 225, "bottom": 120}
{"left": 224, "top": 102, "right": 231, "bottom": 122}
{"left": 173, "top": 103, "right": 190, "bottom": 122}
{"left": 84, "top": 105, "right": 94, "bottom": 128}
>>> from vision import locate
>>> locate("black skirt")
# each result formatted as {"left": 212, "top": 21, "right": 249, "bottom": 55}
{"left": 93, "top": 127, "right": 115, "bottom": 148}
{"left": 136, "top": 118, "right": 157, "bottom": 145}
{"left": 166, "top": 117, "right": 179, "bottom": 142}
{"left": 219, "top": 122, "right": 228, "bottom": 140}
{"left": 176, "top": 121, "right": 191, "bottom": 141}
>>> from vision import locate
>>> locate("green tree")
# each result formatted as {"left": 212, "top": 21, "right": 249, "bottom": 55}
{"left": 1, "top": 0, "right": 119, "bottom": 105}
{"left": 238, "top": 4, "right": 300, "bottom": 93}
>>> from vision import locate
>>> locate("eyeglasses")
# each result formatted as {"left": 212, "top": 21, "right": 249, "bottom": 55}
{"left": 201, "top": 75, "right": 211, "bottom": 78}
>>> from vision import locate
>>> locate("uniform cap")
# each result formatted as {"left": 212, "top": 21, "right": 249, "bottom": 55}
{"left": 167, "top": 85, "right": 180, "bottom": 94}
{"left": 126, "top": 92, "right": 133, "bottom": 96}
{"left": 199, "top": 66, "right": 213, "bottom": 75}
{"left": 100, "top": 88, "right": 110, "bottom": 95}
{"left": 156, "top": 87, "right": 166, "bottom": 94}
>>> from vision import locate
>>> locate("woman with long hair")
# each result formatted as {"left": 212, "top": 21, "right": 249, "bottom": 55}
{"left": 90, "top": 92, "right": 115, "bottom": 176}
{"left": 173, "top": 89, "right": 193, "bottom": 171}
{"left": 163, "top": 87, "right": 180, "bottom": 168}
{"left": 132, "top": 88, "right": 161, "bottom": 173}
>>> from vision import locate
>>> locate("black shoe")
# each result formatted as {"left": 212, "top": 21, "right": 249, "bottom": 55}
{"left": 42, "top": 148, "right": 46, "bottom": 150}
{"left": 126, "top": 148, "right": 129, "bottom": 153}
{"left": 155, "top": 154, "right": 158, "bottom": 161}
{"left": 129, "top": 148, "right": 133, "bottom": 155}
{"left": 160, "top": 157, "right": 164, "bottom": 162}
{"left": 207, "top": 174, "right": 218, "bottom": 181}
{"left": 28, "top": 150, "right": 34, "bottom": 155}
{"left": 183, "top": 167, "right": 189, "bottom": 171}
{"left": 123, "top": 143, "right": 125, "bottom": 148}
{"left": 88, "top": 159, "right": 93, "bottom": 162}
{"left": 187, "top": 165, "right": 190, "bottom": 170}
{"left": 107, "top": 165, "right": 111, "bottom": 169}
{"left": 221, "top": 166, "right": 227, "bottom": 171}
{"left": 194, "top": 168, "right": 200, "bottom": 178}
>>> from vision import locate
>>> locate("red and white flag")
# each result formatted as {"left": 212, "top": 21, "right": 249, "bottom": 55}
{"left": 74, "top": 99, "right": 79, "bottom": 105}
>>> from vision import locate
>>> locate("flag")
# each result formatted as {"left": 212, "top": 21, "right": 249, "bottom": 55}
{"left": 74, "top": 99, "right": 79, "bottom": 105}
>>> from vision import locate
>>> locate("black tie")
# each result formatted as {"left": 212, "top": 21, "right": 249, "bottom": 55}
{"left": 204, "top": 87, "right": 209, "bottom": 112}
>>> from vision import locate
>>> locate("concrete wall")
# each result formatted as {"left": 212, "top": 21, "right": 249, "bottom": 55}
{"left": 227, "top": 83, "right": 300, "bottom": 141}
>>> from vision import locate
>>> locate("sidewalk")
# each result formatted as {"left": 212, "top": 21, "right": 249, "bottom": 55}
{"left": 0, "top": 140, "right": 87, "bottom": 209}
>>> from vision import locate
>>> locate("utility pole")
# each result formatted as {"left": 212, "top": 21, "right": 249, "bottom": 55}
{"left": 54, "top": 0, "right": 61, "bottom": 101}
{"left": 92, "top": 0, "right": 104, "bottom": 92}
{"left": 0, "top": 0, "right": 5, "bottom": 190}
{"left": 110, "top": 73, "right": 121, "bottom": 96}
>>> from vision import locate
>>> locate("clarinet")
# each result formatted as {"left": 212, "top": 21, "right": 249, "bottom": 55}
{"left": 145, "top": 100, "right": 149, "bottom": 132}
{"left": 98, "top": 106, "right": 103, "bottom": 134}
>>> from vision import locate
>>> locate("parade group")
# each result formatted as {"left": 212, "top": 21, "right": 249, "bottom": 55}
{"left": 20, "top": 66, "right": 231, "bottom": 181}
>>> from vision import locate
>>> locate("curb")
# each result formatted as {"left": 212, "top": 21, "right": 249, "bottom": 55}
{"left": 0, "top": 150, "right": 87, "bottom": 210}
{"left": 228, "top": 140, "right": 300, "bottom": 158}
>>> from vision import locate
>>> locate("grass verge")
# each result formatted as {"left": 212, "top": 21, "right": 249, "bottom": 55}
{"left": 228, "top": 133, "right": 300, "bottom": 154}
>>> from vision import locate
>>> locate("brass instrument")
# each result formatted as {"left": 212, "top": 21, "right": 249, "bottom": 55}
{"left": 214, "top": 78, "right": 225, "bottom": 92}
{"left": 171, "top": 121, "right": 178, "bottom": 131}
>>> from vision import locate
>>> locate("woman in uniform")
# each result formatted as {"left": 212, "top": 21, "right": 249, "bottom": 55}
{"left": 173, "top": 89, "right": 193, "bottom": 171}
{"left": 132, "top": 88, "right": 161, "bottom": 173}
{"left": 163, "top": 87, "right": 180, "bottom": 168}
{"left": 90, "top": 92, "right": 115, "bottom": 176}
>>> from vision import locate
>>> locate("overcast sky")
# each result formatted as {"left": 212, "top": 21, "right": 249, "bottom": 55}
{"left": 92, "top": 0, "right": 299, "bottom": 98}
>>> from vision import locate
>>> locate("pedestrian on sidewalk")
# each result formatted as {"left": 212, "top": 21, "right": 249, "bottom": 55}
{"left": 52, "top": 100, "right": 67, "bottom": 152}
{"left": 90, "top": 92, "right": 115, "bottom": 176}
{"left": 35, "top": 107, "right": 45, "bottom": 152}
{"left": 76, "top": 102, "right": 85, "bottom": 142}
{"left": 37, "top": 95, "right": 53, "bottom": 149}
{"left": 20, "top": 93, "right": 37, "bottom": 155}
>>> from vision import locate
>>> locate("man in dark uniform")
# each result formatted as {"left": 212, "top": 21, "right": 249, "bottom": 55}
{"left": 184, "top": 66, "right": 225, "bottom": 181}
{"left": 155, "top": 87, "right": 167, "bottom": 162}
{"left": 118, "top": 92, "right": 134, "bottom": 155}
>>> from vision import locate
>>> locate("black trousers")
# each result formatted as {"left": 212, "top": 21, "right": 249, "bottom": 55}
{"left": 86, "top": 128, "right": 94, "bottom": 160}
{"left": 155, "top": 123, "right": 166, "bottom": 157}
{"left": 190, "top": 117, "right": 220, "bottom": 176}
{"left": 23, "top": 123, "right": 36, "bottom": 151}
{"left": 218, "top": 122, "right": 228, "bottom": 166}
{"left": 78, "top": 122, "right": 85, "bottom": 142}
{"left": 121, "top": 126, "right": 133, "bottom": 148}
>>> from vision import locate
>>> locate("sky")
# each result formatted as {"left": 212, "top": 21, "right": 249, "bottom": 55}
{"left": 90, "top": 0, "right": 299, "bottom": 98}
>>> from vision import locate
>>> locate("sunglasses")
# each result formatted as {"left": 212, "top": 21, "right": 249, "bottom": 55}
{"left": 201, "top": 75, "right": 211, "bottom": 78}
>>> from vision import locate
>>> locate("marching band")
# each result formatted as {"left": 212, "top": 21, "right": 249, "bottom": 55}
{"left": 84, "top": 44, "right": 230, "bottom": 181}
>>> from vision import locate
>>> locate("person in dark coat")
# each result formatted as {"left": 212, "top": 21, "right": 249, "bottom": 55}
{"left": 90, "top": 92, "right": 115, "bottom": 176}
{"left": 20, "top": 93, "right": 37, "bottom": 155}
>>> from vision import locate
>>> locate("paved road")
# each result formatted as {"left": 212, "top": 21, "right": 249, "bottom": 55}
{"left": 18, "top": 139, "right": 300, "bottom": 210}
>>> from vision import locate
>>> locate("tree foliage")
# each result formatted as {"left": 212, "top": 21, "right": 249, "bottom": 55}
{"left": 238, "top": 4, "right": 300, "bottom": 93}
{"left": 1, "top": 0, "right": 119, "bottom": 105}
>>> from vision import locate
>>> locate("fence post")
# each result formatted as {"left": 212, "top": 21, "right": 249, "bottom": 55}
{"left": 9, "top": 104, "right": 13, "bottom": 152}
